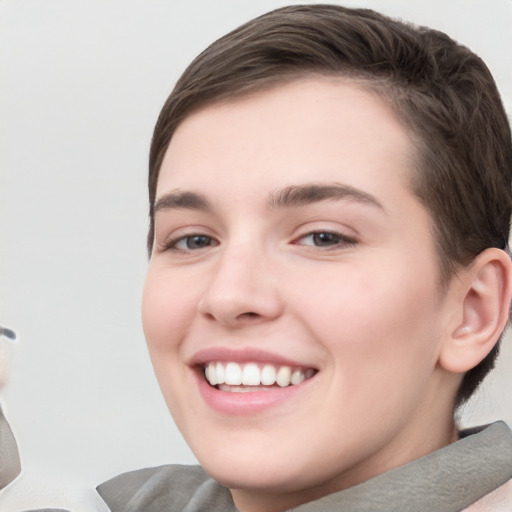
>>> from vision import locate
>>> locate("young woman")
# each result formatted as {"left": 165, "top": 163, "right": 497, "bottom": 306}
{"left": 98, "top": 4, "right": 512, "bottom": 511}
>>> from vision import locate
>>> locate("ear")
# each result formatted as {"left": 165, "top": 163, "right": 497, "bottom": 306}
{"left": 439, "top": 248, "right": 512, "bottom": 373}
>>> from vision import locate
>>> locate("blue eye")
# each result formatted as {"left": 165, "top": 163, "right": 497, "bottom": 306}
{"left": 311, "top": 232, "right": 341, "bottom": 246}
{"left": 168, "top": 234, "right": 218, "bottom": 251}
{"left": 297, "top": 231, "right": 356, "bottom": 248}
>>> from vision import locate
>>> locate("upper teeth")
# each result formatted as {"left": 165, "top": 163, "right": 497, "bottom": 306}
{"left": 204, "top": 362, "right": 315, "bottom": 388}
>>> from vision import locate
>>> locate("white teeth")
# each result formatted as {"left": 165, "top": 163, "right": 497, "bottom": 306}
{"left": 224, "top": 362, "right": 242, "bottom": 385}
{"left": 204, "top": 361, "right": 315, "bottom": 389}
{"left": 291, "top": 369, "right": 305, "bottom": 385}
{"left": 261, "top": 364, "right": 276, "bottom": 385}
{"left": 216, "top": 361, "right": 225, "bottom": 385}
{"left": 205, "top": 364, "right": 216, "bottom": 385}
{"left": 242, "top": 363, "right": 260, "bottom": 386}
{"left": 276, "top": 366, "right": 291, "bottom": 387}
{"left": 305, "top": 368, "right": 316, "bottom": 380}
{"left": 218, "top": 384, "right": 273, "bottom": 393}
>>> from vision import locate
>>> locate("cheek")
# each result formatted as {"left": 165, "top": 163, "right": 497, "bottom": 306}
{"left": 141, "top": 267, "right": 201, "bottom": 420}
{"left": 290, "top": 261, "right": 442, "bottom": 377}
{"left": 290, "top": 267, "right": 445, "bottom": 447}
{"left": 141, "top": 266, "right": 198, "bottom": 354}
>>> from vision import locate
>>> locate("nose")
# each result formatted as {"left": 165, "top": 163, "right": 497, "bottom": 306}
{"left": 197, "top": 241, "right": 283, "bottom": 327}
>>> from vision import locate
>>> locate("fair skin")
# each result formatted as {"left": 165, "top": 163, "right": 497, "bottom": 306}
{"left": 142, "top": 78, "right": 512, "bottom": 512}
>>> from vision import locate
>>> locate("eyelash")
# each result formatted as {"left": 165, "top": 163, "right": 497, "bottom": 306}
{"left": 161, "top": 229, "right": 357, "bottom": 253}
{"left": 162, "top": 233, "right": 219, "bottom": 252}
{"left": 293, "top": 230, "right": 357, "bottom": 249}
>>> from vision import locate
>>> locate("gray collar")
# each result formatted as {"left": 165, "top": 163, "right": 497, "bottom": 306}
{"left": 291, "top": 421, "right": 512, "bottom": 511}
{"left": 0, "top": 405, "right": 21, "bottom": 490}
{"left": 97, "top": 421, "right": 512, "bottom": 512}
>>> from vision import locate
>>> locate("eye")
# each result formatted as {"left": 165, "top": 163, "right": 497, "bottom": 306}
{"left": 295, "top": 231, "right": 356, "bottom": 248}
{"left": 165, "top": 234, "right": 219, "bottom": 251}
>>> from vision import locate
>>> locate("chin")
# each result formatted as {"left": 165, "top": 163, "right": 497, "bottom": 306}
{"left": 205, "top": 461, "right": 311, "bottom": 494}
{"left": 194, "top": 437, "right": 340, "bottom": 495}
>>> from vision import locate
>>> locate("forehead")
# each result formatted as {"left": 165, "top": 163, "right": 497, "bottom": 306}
{"left": 157, "top": 78, "right": 415, "bottom": 210}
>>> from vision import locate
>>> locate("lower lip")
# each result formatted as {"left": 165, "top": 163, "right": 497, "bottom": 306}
{"left": 195, "top": 370, "right": 314, "bottom": 415}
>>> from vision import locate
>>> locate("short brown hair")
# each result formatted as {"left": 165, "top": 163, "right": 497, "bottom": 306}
{"left": 147, "top": 4, "right": 512, "bottom": 405}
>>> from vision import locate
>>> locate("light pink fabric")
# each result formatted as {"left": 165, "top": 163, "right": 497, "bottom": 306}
{"left": 464, "top": 479, "right": 512, "bottom": 511}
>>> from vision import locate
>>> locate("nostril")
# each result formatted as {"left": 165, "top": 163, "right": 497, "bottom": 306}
{"left": 239, "top": 312, "right": 259, "bottom": 319}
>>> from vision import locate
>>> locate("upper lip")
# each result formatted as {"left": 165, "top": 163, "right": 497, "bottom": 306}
{"left": 188, "top": 346, "right": 318, "bottom": 369}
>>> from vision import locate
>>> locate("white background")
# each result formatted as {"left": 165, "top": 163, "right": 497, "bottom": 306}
{"left": 1, "top": 1, "right": 511, "bottom": 510}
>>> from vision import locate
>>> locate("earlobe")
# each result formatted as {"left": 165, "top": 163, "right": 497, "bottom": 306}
{"left": 439, "top": 248, "right": 512, "bottom": 374}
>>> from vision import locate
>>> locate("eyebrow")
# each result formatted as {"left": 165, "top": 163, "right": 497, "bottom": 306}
{"left": 154, "top": 190, "right": 212, "bottom": 213}
{"left": 153, "top": 183, "right": 384, "bottom": 214}
{"left": 267, "top": 183, "right": 384, "bottom": 211}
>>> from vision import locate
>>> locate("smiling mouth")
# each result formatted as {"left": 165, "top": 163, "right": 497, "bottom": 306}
{"left": 203, "top": 361, "right": 317, "bottom": 392}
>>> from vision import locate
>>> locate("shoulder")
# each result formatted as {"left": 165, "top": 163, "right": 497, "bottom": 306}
{"left": 458, "top": 421, "right": 512, "bottom": 511}
{"left": 96, "top": 464, "right": 236, "bottom": 512}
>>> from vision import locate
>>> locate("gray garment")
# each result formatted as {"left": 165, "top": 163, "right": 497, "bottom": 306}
{"left": 0, "top": 408, "right": 73, "bottom": 512}
{"left": 0, "top": 406, "right": 21, "bottom": 490}
{"left": 97, "top": 421, "right": 512, "bottom": 512}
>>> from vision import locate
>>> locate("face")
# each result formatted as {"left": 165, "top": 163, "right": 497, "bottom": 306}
{"left": 143, "top": 78, "right": 459, "bottom": 510}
